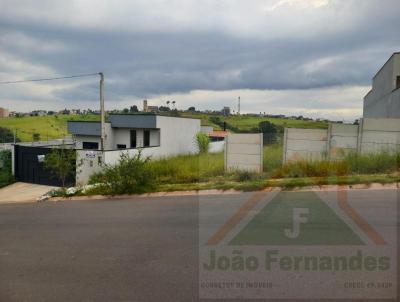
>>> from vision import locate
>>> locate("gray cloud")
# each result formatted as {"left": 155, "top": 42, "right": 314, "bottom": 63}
{"left": 0, "top": 0, "right": 399, "bottom": 116}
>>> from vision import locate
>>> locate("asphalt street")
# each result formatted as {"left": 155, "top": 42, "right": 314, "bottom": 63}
{"left": 0, "top": 190, "right": 398, "bottom": 301}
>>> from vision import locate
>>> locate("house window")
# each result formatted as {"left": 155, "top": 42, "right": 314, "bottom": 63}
{"left": 117, "top": 144, "right": 126, "bottom": 149}
{"left": 144, "top": 130, "right": 150, "bottom": 147}
{"left": 130, "top": 130, "right": 137, "bottom": 148}
{"left": 82, "top": 142, "right": 99, "bottom": 150}
{"left": 396, "top": 76, "right": 400, "bottom": 90}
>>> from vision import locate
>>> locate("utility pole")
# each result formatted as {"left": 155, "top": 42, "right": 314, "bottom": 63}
{"left": 13, "top": 128, "right": 17, "bottom": 144}
{"left": 238, "top": 96, "right": 241, "bottom": 115}
{"left": 99, "top": 72, "right": 105, "bottom": 151}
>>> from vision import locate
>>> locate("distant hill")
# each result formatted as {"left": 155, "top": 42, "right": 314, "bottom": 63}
{"left": 0, "top": 114, "right": 99, "bottom": 142}
{"left": 0, "top": 112, "right": 328, "bottom": 142}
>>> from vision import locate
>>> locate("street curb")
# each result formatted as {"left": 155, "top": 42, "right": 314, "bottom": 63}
{"left": 48, "top": 188, "right": 247, "bottom": 202}
{"left": 46, "top": 182, "right": 399, "bottom": 202}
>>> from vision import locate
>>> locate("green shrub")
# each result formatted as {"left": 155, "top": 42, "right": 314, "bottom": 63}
{"left": 196, "top": 132, "right": 210, "bottom": 154}
{"left": 0, "top": 150, "right": 13, "bottom": 188}
{"left": 44, "top": 147, "right": 76, "bottom": 188}
{"left": 89, "top": 151, "right": 155, "bottom": 195}
{"left": 233, "top": 170, "right": 260, "bottom": 182}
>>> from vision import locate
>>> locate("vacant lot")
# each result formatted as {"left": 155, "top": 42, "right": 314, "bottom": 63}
{"left": 0, "top": 114, "right": 99, "bottom": 142}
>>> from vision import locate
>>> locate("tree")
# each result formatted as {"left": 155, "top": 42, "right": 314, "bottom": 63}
{"left": 122, "top": 108, "right": 129, "bottom": 113}
{"left": 159, "top": 106, "right": 170, "bottom": 112}
{"left": 32, "top": 133, "right": 41, "bottom": 142}
{"left": 188, "top": 106, "right": 196, "bottom": 112}
{"left": 44, "top": 147, "right": 76, "bottom": 188}
{"left": 258, "top": 121, "right": 280, "bottom": 145}
{"left": 129, "top": 105, "right": 139, "bottom": 113}
{"left": 0, "top": 127, "right": 19, "bottom": 143}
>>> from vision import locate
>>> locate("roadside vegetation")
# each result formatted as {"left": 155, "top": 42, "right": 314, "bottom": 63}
{"left": 44, "top": 147, "right": 77, "bottom": 188}
{"left": 80, "top": 146, "right": 400, "bottom": 196}
{"left": 0, "top": 150, "right": 14, "bottom": 188}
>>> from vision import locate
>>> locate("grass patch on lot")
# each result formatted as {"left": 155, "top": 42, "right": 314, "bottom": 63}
{"left": 0, "top": 114, "right": 99, "bottom": 142}
{"left": 273, "top": 152, "right": 400, "bottom": 178}
{"left": 147, "top": 147, "right": 400, "bottom": 192}
{"left": 223, "top": 115, "right": 328, "bottom": 131}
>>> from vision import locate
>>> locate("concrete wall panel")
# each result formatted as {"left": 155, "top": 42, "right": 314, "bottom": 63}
{"left": 225, "top": 133, "right": 263, "bottom": 173}
{"left": 283, "top": 118, "right": 400, "bottom": 164}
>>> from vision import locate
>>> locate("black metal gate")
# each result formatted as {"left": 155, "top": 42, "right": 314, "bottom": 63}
{"left": 14, "top": 145, "right": 75, "bottom": 187}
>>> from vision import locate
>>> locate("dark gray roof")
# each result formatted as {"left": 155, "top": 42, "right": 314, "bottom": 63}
{"left": 68, "top": 121, "right": 102, "bottom": 136}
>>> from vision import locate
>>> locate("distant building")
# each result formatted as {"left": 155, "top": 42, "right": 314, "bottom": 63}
{"left": 364, "top": 52, "right": 400, "bottom": 118}
{"left": 143, "top": 99, "right": 158, "bottom": 112}
{"left": 209, "top": 130, "right": 228, "bottom": 142}
{"left": 31, "top": 110, "right": 46, "bottom": 117}
{"left": 71, "top": 109, "right": 81, "bottom": 115}
{"left": 147, "top": 106, "right": 158, "bottom": 112}
{"left": 221, "top": 106, "right": 230, "bottom": 116}
{"left": 0, "top": 107, "right": 9, "bottom": 118}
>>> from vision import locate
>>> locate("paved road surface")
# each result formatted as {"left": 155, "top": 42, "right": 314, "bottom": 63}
{"left": 0, "top": 190, "right": 398, "bottom": 301}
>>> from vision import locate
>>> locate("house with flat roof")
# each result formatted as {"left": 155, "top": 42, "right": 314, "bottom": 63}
{"left": 364, "top": 52, "right": 400, "bottom": 118}
{"left": 68, "top": 114, "right": 201, "bottom": 185}
{"left": 68, "top": 113, "right": 201, "bottom": 155}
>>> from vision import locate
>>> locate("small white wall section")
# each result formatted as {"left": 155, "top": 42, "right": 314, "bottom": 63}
{"left": 209, "top": 141, "right": 225, "bottom": 153}
{"left": 76, "top": 150, "right": 104, "bottom": 186}
{"left": 283, "top": 128, "right": 328, "bottom": 162}
{"left": 328, "top": 123, "right": 358, "bottom": 160}
{"left": 225, "top": 133, "right": 263, "bottom": 173}
{"left": 155, "top": 115, "right": 201, "bottom": 157}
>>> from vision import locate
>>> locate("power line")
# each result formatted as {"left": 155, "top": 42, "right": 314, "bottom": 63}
{"left": 0, "top": 72, "right": 100, "bottom": 85}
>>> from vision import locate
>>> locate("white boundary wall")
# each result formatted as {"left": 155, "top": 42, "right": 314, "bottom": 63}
{"left": 283, "top": 118, "right": 400, "bottom": 163}
{"left": 76, "top": 150, "right": 104, "bottom": 186}
{"left": 283, "top": 128, "right": 327, "bottom": 162}
{"left": 358, "top": 118, "right": 400, "bottom": 154}
{"left": 209, "top": 141, "right": 225, "bottom": 153}
{"left": 225, "top": 133, "right": 263, "bottom": 173}
{"left": 328, "top": 123, "right": 358, "bottom": 160}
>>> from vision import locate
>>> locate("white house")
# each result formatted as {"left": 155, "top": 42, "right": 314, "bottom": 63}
{"left": 68, "top": 114, "right": 200, "bottom": 153}
{"left": 68, "top": 114, "right": 201, "bottom": 184}
{"left": 364, "top": 52, "right": 400, "bottom": 118}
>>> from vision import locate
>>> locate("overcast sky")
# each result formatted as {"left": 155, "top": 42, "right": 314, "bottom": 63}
{"left": 1, "top": 0, "right": 399, "bottom": 120}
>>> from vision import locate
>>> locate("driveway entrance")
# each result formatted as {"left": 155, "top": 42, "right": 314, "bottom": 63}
{"left": 0, "top": 182, "right": 57, "bottom": 204}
